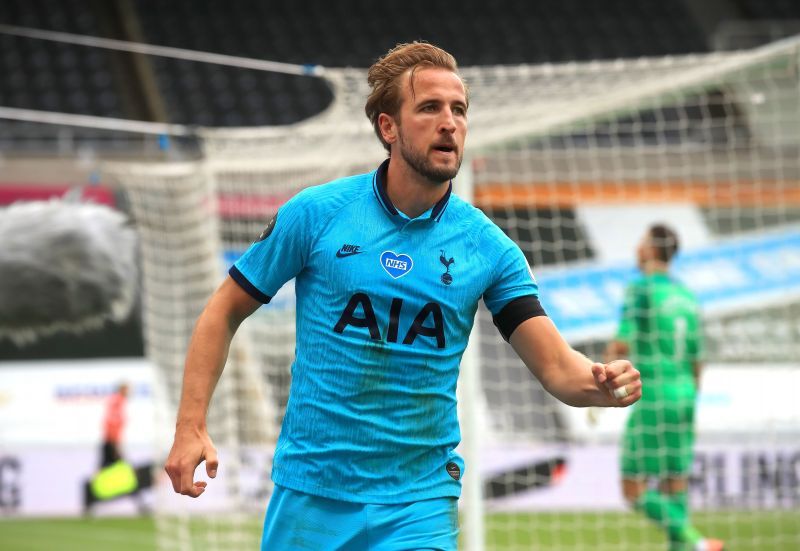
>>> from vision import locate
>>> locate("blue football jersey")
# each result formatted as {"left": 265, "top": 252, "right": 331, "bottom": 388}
{"left": 231, "top": 160, "right": 542, "bottom": 503}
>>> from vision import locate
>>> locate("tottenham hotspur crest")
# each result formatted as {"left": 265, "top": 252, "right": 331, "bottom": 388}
{"left": 439, "top": 250, "right": 455, "bottom": 285}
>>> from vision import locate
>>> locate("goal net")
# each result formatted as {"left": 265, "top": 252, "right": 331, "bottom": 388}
{"left": 106, "top": 35, "right": 800, "bottom": 550}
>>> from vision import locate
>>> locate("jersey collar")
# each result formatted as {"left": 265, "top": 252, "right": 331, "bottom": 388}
{"left": 372, "top": 159, "right": 452, "bottom": 222}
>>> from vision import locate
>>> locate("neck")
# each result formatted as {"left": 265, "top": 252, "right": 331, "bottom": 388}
{"left": 385, "top": 156, "right": 449, "bottom": 219}
{"left": 642, "top": 260, "right": 669, "bottom": 275}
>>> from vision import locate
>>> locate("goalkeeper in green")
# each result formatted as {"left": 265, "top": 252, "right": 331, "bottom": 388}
{"left": 606, "top": 224, "right": 723, "bottom": 551}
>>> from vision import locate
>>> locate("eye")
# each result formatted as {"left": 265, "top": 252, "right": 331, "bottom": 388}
{"left": 453, "top": 105, "right": 467, "bottom": 117}
{"left": 421, "top": 104, "right": 437, "bottom": 112}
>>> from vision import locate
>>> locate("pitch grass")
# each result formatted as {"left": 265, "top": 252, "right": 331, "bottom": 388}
{"left": 1, "top": 511, "right": 798, "bottom": 550}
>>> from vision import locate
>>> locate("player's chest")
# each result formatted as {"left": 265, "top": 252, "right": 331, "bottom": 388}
{"left": 307, "top": 224, "right": 485, "bottom": 303}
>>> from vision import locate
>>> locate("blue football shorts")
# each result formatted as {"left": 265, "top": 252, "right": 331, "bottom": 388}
{"left": 261, "top": 484, "right": 459, "bottom": 550}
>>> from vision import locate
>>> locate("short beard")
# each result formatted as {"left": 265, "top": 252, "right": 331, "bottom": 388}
{"left": 398, "top": 132, "right": 462, "bottom": 184}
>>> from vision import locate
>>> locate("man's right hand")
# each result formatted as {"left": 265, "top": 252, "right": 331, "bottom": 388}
{"left": 164, "top": 426, "right": 219, "bottom": 497}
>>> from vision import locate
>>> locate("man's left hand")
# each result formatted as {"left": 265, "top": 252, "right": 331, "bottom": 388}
{"left": 591, "top": 360, "right": 642, "bottom": 406}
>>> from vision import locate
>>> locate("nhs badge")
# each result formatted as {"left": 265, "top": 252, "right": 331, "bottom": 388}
{"left": 380, "top": 251, "right": 413, "bottom": 279}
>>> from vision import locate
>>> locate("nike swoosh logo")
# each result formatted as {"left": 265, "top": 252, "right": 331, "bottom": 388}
{"left": 336, "top": 250, "right": 364, "bottom": 258}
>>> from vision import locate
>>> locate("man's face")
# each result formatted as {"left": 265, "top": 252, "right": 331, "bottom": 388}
{"left": 636, "top": 232, "right": 654, "bottom": 270}
{"left": 392, "top": 67, "right": 468, "bottom": 184}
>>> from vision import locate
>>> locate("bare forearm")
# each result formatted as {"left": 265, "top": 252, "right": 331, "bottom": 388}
{"left": 509, "top": 317, "right": 639, "bottom": 408}
{"left": 166, "top": 277, "right": 260, "bottom": 497}
{"left": 539, "top": 349, "right": 611, "bottom": 407}
{"left": 174, "top": 278, "right": 260, "bottom": 429}
{"left": 510, "top": 326, "right": 607, "bottom": 407}
{"left": 693, "top": 361, "right": 702, "bottom": 389}
{"left": 175, "top": 309, "right": 237, "bottom": 428}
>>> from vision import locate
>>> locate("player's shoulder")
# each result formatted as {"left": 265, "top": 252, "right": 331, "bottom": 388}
{"left": 655, "top": 272, "right": 696, "bottom": 297}
{"left": 626, "top": 276, "right": 651, "bottom": 299}
{"left": 444, "top": 194, "right": 511, "bottom": 248}
{"left": 632, "top": 274, "right": 697, "bottom": 303}
{"left": 287, "top": 170, "right": 374, "bottom": 215}
{"left": 672, "top": 278, "right": 700, "bottom": 303}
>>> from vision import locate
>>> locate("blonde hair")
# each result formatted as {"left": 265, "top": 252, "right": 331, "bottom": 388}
{"left": 365, "top": 41, "right": 466, "bottom": 153}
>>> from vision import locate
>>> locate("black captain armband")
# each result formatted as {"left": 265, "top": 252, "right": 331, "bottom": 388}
{"left": 492, "top": 295, "right": 547, "bottom": 342}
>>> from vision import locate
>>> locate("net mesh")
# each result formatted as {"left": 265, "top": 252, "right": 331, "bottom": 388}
{"left": 106, "top": 36, "right": 800, "bottom": 551}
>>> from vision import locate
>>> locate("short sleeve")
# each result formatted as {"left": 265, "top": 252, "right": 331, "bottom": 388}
{"left": 482, "top": 245, "right": 539, "bottom": 315}
{"left": 230, "top": 191, "right": 313, "bottom": 303}
{"left": 480, "top": 225, "right": 542, "bottom": 340}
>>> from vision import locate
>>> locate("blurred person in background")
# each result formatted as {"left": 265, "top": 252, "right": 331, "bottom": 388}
{"left": 84, "top": 381, "right": 152, "bottom": 516}
{"left": 100, "top": 382, "right": 129, "bottom": 468}
{"left": 166, "top": 41, "right": 641, "bottom": 551}
{"left": 606, "top": 224, "right": 723, "bottom": 551}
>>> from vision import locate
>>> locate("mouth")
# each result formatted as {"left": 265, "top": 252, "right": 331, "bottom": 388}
{"left": 432, "top": 144, "right": 457, "bottom": 156}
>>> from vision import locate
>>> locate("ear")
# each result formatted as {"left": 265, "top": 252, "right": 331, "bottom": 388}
{"left": 378, "top": 113, "right": 398, "bottom": 146}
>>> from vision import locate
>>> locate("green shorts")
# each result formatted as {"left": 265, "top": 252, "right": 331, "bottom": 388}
{"left": 621, "top": 397, "right": 696, "bottom": 478}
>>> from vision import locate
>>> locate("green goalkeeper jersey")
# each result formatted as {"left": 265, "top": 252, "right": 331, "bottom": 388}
{"left": 616, "top": 272, "right": 702, "bottom": 398}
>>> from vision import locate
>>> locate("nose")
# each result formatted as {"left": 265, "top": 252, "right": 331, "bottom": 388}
{"left": 439, "top": 107, "right": 457, "bottom": 134}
